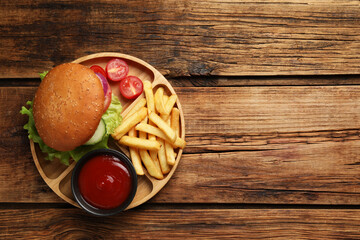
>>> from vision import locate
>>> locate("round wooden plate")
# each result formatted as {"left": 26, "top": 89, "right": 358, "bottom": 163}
{"left": 30, "top": 52, "right": 185, "bottom": 210}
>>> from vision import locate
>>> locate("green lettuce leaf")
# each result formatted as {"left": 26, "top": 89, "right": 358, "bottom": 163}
{"left": 69, "top": 135, "right": 109, "bottom": 162}
{"left": 20, "top": 94, "right": 123, "bottom": 165}
{"left": 20, "top": 101, "right": 72, "bottom": 165}
{"left": 39, "top": 71, "right": 49, "bottom": 81}
{"left": 102, "top": 94, "right": 122, "bottom": 135}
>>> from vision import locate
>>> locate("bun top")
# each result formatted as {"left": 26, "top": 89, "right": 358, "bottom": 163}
{"left": 33, "top": 63, "right": 104, "bottom": 151}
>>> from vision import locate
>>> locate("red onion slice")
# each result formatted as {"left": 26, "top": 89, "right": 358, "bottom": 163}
{"left": 96, "top": 73, "right": 109, "bottom": 95}
{"left": 96, "top": 72, "right": 112, "bottom": 112}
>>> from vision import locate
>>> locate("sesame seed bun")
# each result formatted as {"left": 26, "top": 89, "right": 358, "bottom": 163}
{"left": 33, "top": 63, "right": 104, "bottom": 151}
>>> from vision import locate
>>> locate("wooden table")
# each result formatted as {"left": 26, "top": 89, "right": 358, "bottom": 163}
{"left": 1, "top": 1, "right": 360, "bottom": 239}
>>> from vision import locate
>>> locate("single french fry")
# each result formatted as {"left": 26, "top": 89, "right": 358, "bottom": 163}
{"left": 165, "top": 140, "right": 175, "bottom": 165}
{"left": 153, "top": 156, "right": 162, "bottom": 176}
{"left": 157, "top": 138, "right": 170, "bottom": 174}
{"left": 149, "top": 112, "right": 176, "bottom": 143}
{"left": 119, "top": 136, "right": 160, "bottom": 151}
{"left": 170, "top": 107, "right": 186, "bottom": 149}
{"left": 171, "top": 107, "right": 180, "bottom": 137}
{"left": 160, "top": 94, "right": 170, "bottom": 121}
{"left": 123, "top": 98, "right": 147, "bottom": 121}
{"left": 139, "top": 149, "right": 163, "bottom": 179}
{"left": 128, "top": 127, "right": 144, "bottom": 175}
{"left": 164, "top": 94, "right": 177, "bottom": 115}
{"left": 113, "top": 107, "right": 147, "bottom": 140}
{"left": 164, "top": 117, "right": 176, "bottom": 165}
{"left": 143, "top": 81, "right": 155, "bottom": 114}
{"left": 154, "top": 87, "right": 166, "bottom": 114}
{"left": 130, "top": 148, "right": 144, "bottom": 175}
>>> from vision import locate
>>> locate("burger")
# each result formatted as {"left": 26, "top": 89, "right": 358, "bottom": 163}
{"left": 21, "top": 63, "right": 123, "bottom": 165}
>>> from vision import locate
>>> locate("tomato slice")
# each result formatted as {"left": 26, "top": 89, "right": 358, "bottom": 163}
{"left": 106, "top": 58, "right": 129, "bottom": 81}
{"left": 90, "top": 65, "right": 107, "bottom": 78}
{"left": 119, "top": 76, "right": 143, "bottom": 100}
{"left": 103, "top": 88, "right": 112, "bottom": 112}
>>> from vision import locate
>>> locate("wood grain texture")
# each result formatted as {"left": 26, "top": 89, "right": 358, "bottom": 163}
{"left": 169, "top": 75, "right": 360, "bottom": 87}
{"left": 0, "top": 87, "right": 60, "bottom": 202}
{"left": 5, "top": 75, "right": 360, "bottom": 88}
{"left": 1, "top": 0, "right": 360, "bottom": 78}
{"left": 1, "top": 208, "right": 360, "bottom": 239}
{"left": 4, "top": 85, "right": 360, "bottom": 204}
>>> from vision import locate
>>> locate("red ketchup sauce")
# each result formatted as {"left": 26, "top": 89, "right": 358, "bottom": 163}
{"left": 78, "top": 154, "right": 132, "bottom": 210}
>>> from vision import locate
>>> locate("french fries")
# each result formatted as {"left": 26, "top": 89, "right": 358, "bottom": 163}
{"left": 135, "top": 123, "right": 169, "bottom": 141}
{"left": 128, "top": 127, "right": 144, "bottom": 175}
{"left": 144, "top": 80, "right": 160, "bottom": 167}
{"left": 149, "top": 112, "right": 177, "bottom": 143}
{"left": 164, "top": 95, "right": 177, "bottom": 115}
{"left": 124, "top": 98, "right": 147, "bottom": 121}
{"left": 112, "top": 107, "right": 147, "bottom": 140}
{"left": 171, "top": 107, "right": 186, "bottom": 149}
{"left": 138, "top": 129, "right": 163, "bottom": 179}
{"left": 113, "top": 81, "right": 186, "bottom": 178}
{"left": 138, "top": 150, "right": 163, "bottom": 179}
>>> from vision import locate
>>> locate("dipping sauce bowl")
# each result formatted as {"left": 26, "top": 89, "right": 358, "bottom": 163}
{"left": 72, "top": 149, "right": 137, "bottom": 216}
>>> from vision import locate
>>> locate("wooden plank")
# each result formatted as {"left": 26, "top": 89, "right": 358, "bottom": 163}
{"left": 169, "top": 75, "right": 360, "bottom": 87}
{"left": 1, "top": 208, "right": 360, "bottom": 239}
{"left": 158, "top": 141, "right": 360, "bottom": 204}
{"left": 0, "top": 87, "right": 60, "bottom": 202}
{"left": 3, "top": 86, "right": 360, "bottom": 204}
{"left": 1, "top": 0, "right": 360, "bottom": 78}
{"left": 4, "top": 75, "right": 360, "bottom": 88}
{"left": 181, "top": 86, "right": 360, "bottom": 134}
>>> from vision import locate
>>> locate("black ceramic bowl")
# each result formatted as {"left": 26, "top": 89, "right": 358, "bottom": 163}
{"left": 71, "top": 148, "right": 137, "bottom": 216}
